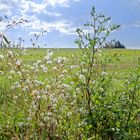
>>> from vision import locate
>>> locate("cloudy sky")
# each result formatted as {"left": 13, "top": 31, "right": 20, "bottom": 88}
{"left": 0, "top": 0, "right": 140, "bottom": 49}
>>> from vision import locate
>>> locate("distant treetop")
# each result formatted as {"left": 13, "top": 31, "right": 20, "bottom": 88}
{"left": 104, "top": 40, "right": 126, "bottom": 49}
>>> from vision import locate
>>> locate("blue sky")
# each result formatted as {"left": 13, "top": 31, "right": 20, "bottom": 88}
{"left": 0, "top": 0, "right": 140, "bottom": 49}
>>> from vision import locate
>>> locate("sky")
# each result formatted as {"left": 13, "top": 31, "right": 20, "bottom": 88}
{"left": 0, "top": 0, "right": 140, "bottom": 49}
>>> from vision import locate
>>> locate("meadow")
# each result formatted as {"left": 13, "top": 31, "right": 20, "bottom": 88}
{"left": 0, "top": 48, "right": 140, "bottom": 139}
{"left": 0, "top": 6, "right": 140, "bottom": 140}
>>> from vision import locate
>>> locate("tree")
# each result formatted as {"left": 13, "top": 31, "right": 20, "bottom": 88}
{"left": 104, "top": 40, "right": 125, "bottom": 49}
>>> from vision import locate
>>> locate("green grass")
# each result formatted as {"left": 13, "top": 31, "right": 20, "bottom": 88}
{"left": 20, "top": 48, "right": 140, "bottom": 72}
{"left": 0, "top": 48, "right": 140, "bottom": 139}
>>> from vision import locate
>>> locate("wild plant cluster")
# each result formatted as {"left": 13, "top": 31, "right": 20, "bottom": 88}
{"left": 0, "top": 7, "right": 140, "bottom": 140}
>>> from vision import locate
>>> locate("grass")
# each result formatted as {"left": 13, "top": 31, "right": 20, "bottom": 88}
{"left": 0, "top": 48, "right": 140, "bottom": 139}
{"left": 0, "top": 48, "right": 139, "bottom": 85}
{"left": 19, "top": 48, "right": 140, "bottom": 73}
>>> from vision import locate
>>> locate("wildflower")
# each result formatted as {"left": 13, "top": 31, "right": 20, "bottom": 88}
{"left": 70, "top": 65, "right": 75, "bottom": 69}
{"left": 31, "top": 90, "right": 39, "bottom": 97}
{"left": 17, "top": 71, "right": 22, "bottom": 76}
{"left": 42, "top": 67, "right": 48, "bottom": 73}
{"left": 46, "top": 60, "right": 52, "bottom": 64}
{"left": 8, "top": 76, "right": 12, "bottom": 79}
{"left": 26, "top": 79, "right": 31, "bottom": 84}
{"left": 22, "top": 86, "right": 29, "bottom": 92}
{"left": 70, "top": 82, "right": 74, "bottom": 85}
{"left": 40, "top": 64, "right": 45, "bottom": 68}
{"left": 67, "top": 112, "right": 72, "bottom": 117}
{"left": 44, "top": 50, "right": 53, "bottom": 61}
{"left": 79, "top": 74, "right": 86, "bottom": 83}
{"left": 11, "top": 85, "right": 15, "bottom": 90}
{"left": 7, "top": 51, "right": 14, "bottom": 58}
{"left": 53, "top": 66, "right": 57, "bottom": 71}
{"left": 83, "top": 69, "right": 88, "bottom": 73}
{"left": 55, "top": 57, "right": 67, "bottom": 64}
{"left": 46, "top": 85, "right": 50, "bottom": 89}
{"left": 0, "top": 71, "right": 3, "bottom": 76}
{"left": 61, "top": 83, "right": 70, "bottom": 89}
{"left": 63, "top": 70, "right": 67, "bottom": 73}
{"left": 33, "top": 63, "right": 38, "bottom": 68}
{"left": 18, "top": 122, "right": 24, "bottom": 127}
{"left": 34, "top": 80, "right": 44, "bottom": 86}
{"left": 16, "top": 60, "right": 22, "bottom": 67}
{"left": 0, "top": 55, "right": 4, "bottom": 60}
{"left": 37, "top": 60, "right": 41, "bottom": 64}
{"left": 81, "top": 61, "right": 85, "bottom": 66}
{"left": 101, "top": 71, "right": 107, "bottom": 76}
{"left": 92, "top": 80, "right": 95, "bottom": 84}
{"left": 60, "top": 74, "right": 64, "bottom": 78}
{"left": 15, "top": 81, "right": 21, "bottom": 88}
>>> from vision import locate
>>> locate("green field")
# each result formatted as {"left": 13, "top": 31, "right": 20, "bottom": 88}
{"left": 0, "top": 48, "right": 140, "bottom": 139}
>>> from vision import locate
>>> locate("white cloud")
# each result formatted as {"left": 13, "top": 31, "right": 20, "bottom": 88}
{"left": 0, "top": 1, "right": 13, "bottom": 16}
{"left": 45, "top": 0, "right": 70, "bottom": 7}
{"left": 0, "top": 0, "right": 62, "bottom": 17}
{"left": 0, "top": 0, "right": 81, "bottom": 36}
{"left": 24, "top": 17, "right": 77, "bottom": 35}
{"left": 122, "top": 22, "right": 140, "bottom": 28}
{"left": 44, "top": 0, "right": 81, "bottom": 7}
{"left": 0, "top": 0, "right": 81, "bottom": 16}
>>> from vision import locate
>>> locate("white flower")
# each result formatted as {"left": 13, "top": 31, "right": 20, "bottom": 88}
{"left": 70, "top": 65, "right": 75, "bottom": 69}
{"left": 44, "top": 56, "right": 50, "bottom": 61}
{"left": 15, "top": 81, "right": 21, "bottom": 88}
{"left": 60, "top": 74, "right": 64, "bottom": 78}
{"left": 16, "top": 60, "right": 22, "bottom": 67}
{"left": 0, "top": 55, "right": 4, "bottom": 60}
{"left": 44, "top": 50, "right": 53, "bottom": 61}
{"left": 0, "top": 71, "right": 3, "bottom": 75}
{"left": 40, "top": 64, "right": 45, "bottom": 68}
{"left": 63, "top": 70, "right": 67, "bottom": 73}
{"left": 81, "top": 61, "right": 85, "bottom": 66}
{"left": 101, "top": 71, "right": 107, "bottom": 76}
{"left": 53, "top": 66, "right": 57, "bottom": 71}
{"left": 42, "top": 67, "right": 48, "bottom": 73}
{"left": 31, "top": 90, "right": 39, "bottom": 96}
{"left": 11, "top": 85, "right": 15, "bottom": 90}
{"left": 46, "top": 60, "right": 52, "bottom": 64}
{"left": 83, "top": 69, "right": 88, "bottom": 73}
{"left": 7, "top": 51, "right": 13, "bottom": 57}
{"left": 37, "top": 60, "right": 41, "bottom": 64}
{"left": 70, "top": 82, "right": 74, "bottom": 85}
{"left": 26, "top": 79, "right": 31, "bottom": 84}
{"left": 92, "top": 80, "right": 96, "bottom": 84}
{"left": 22, "top": 86, "right": 29, "bottom": 92}
{"left": 33, "top": 63, "right": 38, "bottom": 68}
{"left": 8, "top": 76, "right": 12, "bottom": 79}
{"left": 55, "top": 57, "right": 68, "bottom": 64}
{"left": 79, "top": 74, "right": 86, "bottom": 83}
{"left": 18, "top": 122, "right": 24, "bottom": 127}
{"left": 46, "top": 85, "right": 50, "bottom": 89}
{"left": 61, "top": 83, "right": 70, "bottom": 89}
{"left": 17, "top": 71, "right": 22, "bottom": 76}
{"left": 34, "top": 80, "right": 44, "bottom": 86}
